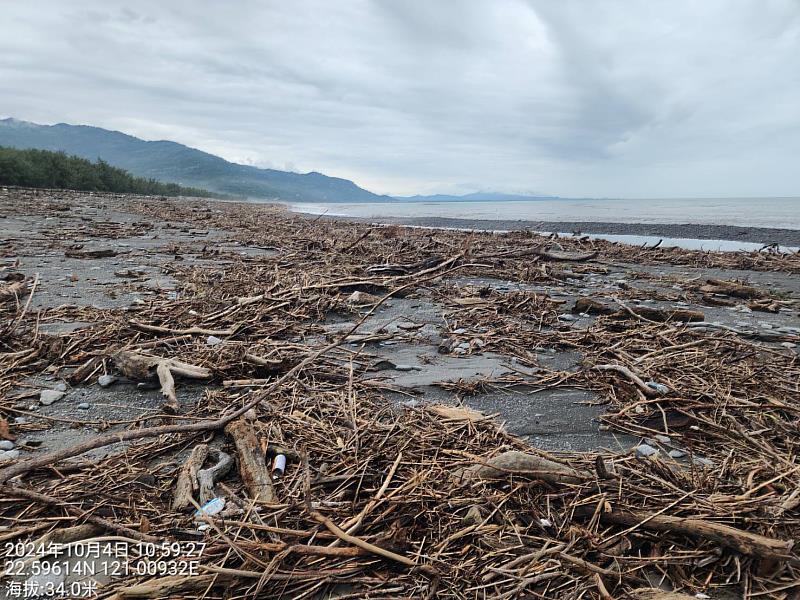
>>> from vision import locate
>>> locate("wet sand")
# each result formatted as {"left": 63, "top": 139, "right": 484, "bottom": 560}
{"left": 321, "top": 214, "right": 800, "bottom": 247}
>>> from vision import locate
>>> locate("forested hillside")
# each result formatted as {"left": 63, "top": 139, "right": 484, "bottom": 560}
{"left": 0, "top": 146, "right": 220, "bottom": 197}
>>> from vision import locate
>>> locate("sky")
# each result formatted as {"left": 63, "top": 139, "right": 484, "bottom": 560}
{"left": 2, "top": 1, "right": 800, "bottom": 198}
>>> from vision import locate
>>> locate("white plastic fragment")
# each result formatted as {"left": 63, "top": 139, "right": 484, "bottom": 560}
{"left": 195, "top": 497, "right": 226, "bottom": 517}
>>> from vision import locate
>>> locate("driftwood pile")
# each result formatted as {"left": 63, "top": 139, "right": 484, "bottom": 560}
{"left": 1, "top": 190, "right": 800, "bottom": 598}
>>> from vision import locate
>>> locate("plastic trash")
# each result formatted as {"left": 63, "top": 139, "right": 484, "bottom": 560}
{"left": 194, "top": 496, "right": 225, "bottom": 517}
{"left": 645, "top": 381, "right": 669, "bottom": 394}
{"left": 272, "top": 454, "right": 286, "bottom": 480}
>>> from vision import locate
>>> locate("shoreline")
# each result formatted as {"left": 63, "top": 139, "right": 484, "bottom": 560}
{"left": 2, "top": 189, "right": 800, "bottom": 598}
{"left": 302, "top": 212, "right": 800, "bottom": 248}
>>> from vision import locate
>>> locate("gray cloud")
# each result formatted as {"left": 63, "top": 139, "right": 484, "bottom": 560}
{"left": 1, "top": 0, "right": 799, "bottom": 197}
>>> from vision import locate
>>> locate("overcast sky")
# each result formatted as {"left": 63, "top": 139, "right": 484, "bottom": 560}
{"left": 2, "top": 1, "right": 800, "bottom": 197}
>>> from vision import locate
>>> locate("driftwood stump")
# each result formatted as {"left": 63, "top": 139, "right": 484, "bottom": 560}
{"left": 112, "top": 350, "right": 210, "bottom": 413}
{"left": 225, "top": 418, "right": 274, "bottom": 503}
{"left": 172, "top": 444, "right": 208, "bottom": 510}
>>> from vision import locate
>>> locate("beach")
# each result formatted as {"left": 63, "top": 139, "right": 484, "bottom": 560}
{"left": 2, "top": 187, "right": 800, "bottom": 598}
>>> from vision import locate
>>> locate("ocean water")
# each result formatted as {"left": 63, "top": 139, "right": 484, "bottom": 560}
{"left": 290, "top": 197, "right": 800, "bottom": 229}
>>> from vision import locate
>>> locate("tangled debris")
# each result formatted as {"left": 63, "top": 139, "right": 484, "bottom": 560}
{"left": 1, "top": 188, "right": 800, "bottom": 599}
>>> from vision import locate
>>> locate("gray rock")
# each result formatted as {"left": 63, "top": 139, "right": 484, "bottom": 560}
{"left": 655, "top": 434, "right": 671, "bottom": 444}
{"left": 98, "top": 374, "right": 117, "bottom": 388}
{"left": 0, "top": 449, "right": 20, "bottom": 461}
{"left": 558, "top": 313, "right": 577, "bottom": 322}
{"left": 635, "top": 444, "right": 658, "bottom": 458}
{"left": 77, "top": 402, "right": 91, "bottom": 410}
{"left": 693, "top": 456, "right": 714, "bottom": 468}
{"left": 39, "top": 389, "right": 65, "bottom": 406}
{"left": 0, "top": 440, "right": 14, "bottom": 451}
{"left": 206, "top": 335, "right": 222, "bottom": 346}
{"left": 394, "top": 364, "right": 421, "bottom": 372}
{"left": 54, "top": 382, "right": 68, "bottom": 392}
{"left": 668, "top": 449, "right": 686, "bottom": 459}
{"left": 780, "top": 342, "right": 797, "bottom": 349}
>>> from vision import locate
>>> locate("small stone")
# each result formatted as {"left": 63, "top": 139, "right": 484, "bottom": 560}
{"left": 463, "top": 505, "right": 483, "bottom": 526}
{"left": 693, "top": 457, "right": 714, "bottom": 468}
{"left": 0, "top": 449, "right": 20, "bottom": 462}
{"left": 206, "top": 335, "right": 222, "bottom": 346}
{"left": 655, "top": 434, "right": 671, "bottom": 444}
{"left": 77, "top": 402, "right": 90, "bottom": 410}
{"left": 346, "top": 290, "right": 379, "bottom": 304}
{"left": 394, "top": 364, "right": 420, "bottom": 372}
{"left": 39, "top": 389, "right": 65, "bottom": 406}
{"left": 668, "top": 449, "right": 687, "bottom": 459}
{"left": 54, "top": 382, "right": 68, "bottom": 392}
{"left": 0, "top": 440, "right": 14, "bottom": 451}
{"left": 558, "top": 313, "right": 577, "bottom": 322}
{"left": 452, "top": 328, "right": 468, "bottom": 335}
{"left": 14, "top": 417, "right": 26, "bottom": 424}
{"left": 781, "top": 342, "right": 797, "bottom": 349}
{"left": 98, "top": 374, "right": 117, "bottom": 388}
{"left": 635, "top": 444, "right": 658, "bottom": 458}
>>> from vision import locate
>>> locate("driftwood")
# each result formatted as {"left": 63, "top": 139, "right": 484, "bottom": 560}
{"left": 365, "top": 256, "right": 445, "bottom": 276}
{"left": 244, "top": 352, "right": 287, "bottom": 371}
{"left": 579, "top": 506, "right": 794, "bottom": 561}
{"left": 64, "top": 248, "right": 118, "bottom": 259}
{"left": 459, "top": 450, "right": 584, "bottom": 485}
{"left": 155, "top": 361, "right": 178, "bottom": 412}
{"left": 594, "top": 364, "right": 661, "bottom": 398}
{"left": 572, "top": 297, "right": 704, "bottom": 322}
{"left": 616, "top": 305, "right": 704, "bottom": 323}
{"left": 0, "top": 340, "right": 343, "bottom": 486}
{"left": 225, "top": 418, "right": 275, "bottom": 503}
{"left": 172, "top": 444, "right": 208, "bottom": 510}
{"left": 31, "top": 523, "right": 101, "bottom": 549}
{"left": 129, "top": 320, "right": 235, "bottom": 337}
{"left": 197, "top": 449, "right": 234, "bottom": 503}
{"left": 483, "top": 247, "right": 598, "bottom": 262}
{"left": 700, "top": 278, "right": 765, "bottom": 299}
{"left": 573, "top": 297, "right": 616, "bottom": 315}
{"left": 109, "top": 574, "right": 224, "bottom": 599}
{"left": 112, "top": 350, "right": 210, "bottom": 412}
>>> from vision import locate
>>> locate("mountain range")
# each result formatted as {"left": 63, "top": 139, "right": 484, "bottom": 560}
{"left": 0, "top": 118, "right": 388, "bottom": 202}
{"left": 395, "top": 192, "right": 561, "bottom": 202}
{"left": 0, "top": 117, "right": 560, "bottom": 203}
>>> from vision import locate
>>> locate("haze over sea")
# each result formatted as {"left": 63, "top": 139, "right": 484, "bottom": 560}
{"left": 291, "top": 197, "right": 800, "bottom": 230}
